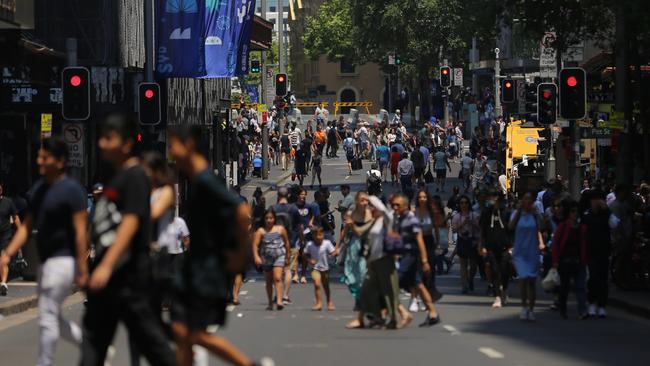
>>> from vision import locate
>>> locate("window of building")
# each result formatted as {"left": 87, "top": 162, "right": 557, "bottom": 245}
{"left": 270, "top": 6, "right": 276, "bottom": 12}
{"left": 340, "top": 58, "right": 356, "bottom": 74}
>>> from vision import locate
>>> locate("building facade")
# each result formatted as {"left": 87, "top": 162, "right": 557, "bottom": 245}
{"left": 288, "top": 0, "right": 386, "bottom": 115}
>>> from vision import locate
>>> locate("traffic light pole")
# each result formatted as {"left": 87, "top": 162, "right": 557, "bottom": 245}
{"left": 546, "top": 126, "right": 556, "bottom": 182}
{"left": 261, "top": 0, "right": 269, "bottom": 180}
{"left": 494, "top": 48, "right": 502, "bottom": 118}
{"left": 144, "top": 0, "right": 154, "bottom": 82}
{"left": 569, "top": 119, "right": 582, "bottom": 198}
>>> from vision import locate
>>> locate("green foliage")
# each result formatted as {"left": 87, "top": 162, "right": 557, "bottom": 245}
{"left": 303, "top": 0, "right": 500, "bottom": 74}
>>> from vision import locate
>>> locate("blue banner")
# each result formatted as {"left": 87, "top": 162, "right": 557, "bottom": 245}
{"left": 204, "top": 0, "right": 256, "bottom": 77}
{"left": 156, "top": 0, "right": 207, "bottom": 77}
{"left": 246, "top": 85, "right": 259, "bottom": 103}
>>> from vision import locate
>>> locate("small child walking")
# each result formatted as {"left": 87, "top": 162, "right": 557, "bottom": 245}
{"left": 304, "top": 227, "right": 338, "bottom": 311}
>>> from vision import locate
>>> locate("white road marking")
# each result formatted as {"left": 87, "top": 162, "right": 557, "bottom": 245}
{"left": 478, "top": 347, "right": 505, "bottom": 359}
{"left": 443, "top": 325, "right": 461, "bottom": 335}
{"left": 283, "top": 343, "right": 329, "bottom": 349}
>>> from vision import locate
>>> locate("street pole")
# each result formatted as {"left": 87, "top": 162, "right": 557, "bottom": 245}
{"left": 261, "top": 0, "right": 269, "bottom": 179}
{"left": 569, "top": 120, "right": 582, "bottom": 198}
{"left": 443, "top": 58, "right": 449, "bottom": 124}
{"left": 471, "top": 37, "right": 478, "bottom": 95}
{"left": 546, "top": 126, "right": 556, "bottom": 181}
{"left": 494, "top": 48, "right": 502, "bottom": 119}
{"left": 277, "top": 0, "right": 284, "bottom": 74}
{"left": 144, "top": 0, "right": 154, "bottom": 82}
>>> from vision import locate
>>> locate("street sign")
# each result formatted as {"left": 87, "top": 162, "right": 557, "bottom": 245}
{"left": 62, "top": 123, "right": 84, "bottom": 167}
{"left": 388, "top": 54, "right": 396, "bottom": 65}
{"left": 580, "top": 127, "right": 613, "bottom": 139}
{"left": 265, "top": 65, "right": 275, "bottom": 104}
{"left": 453, "top": 68, "right": 463, "bottom": 86}
{"left": 540, "top": 32, "right": 557, "bottom": 78}
{"left": 41, "top": 113, "right": 52, "bottom": 139}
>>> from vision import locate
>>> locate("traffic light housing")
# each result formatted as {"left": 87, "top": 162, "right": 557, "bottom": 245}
{"left": 275, "top": 73, "right": 287, "bottom": 96}
{"left": 537, "top": 83, "right": 558, "bottom": 125}
{"left": 501, "top": 78, "right": 516, "bottom": 103}
{"left": 559, "top": 68, "right": 586, "bottom": 120}
{"left": 138, "top": 82, "right": 161, "bottom": 125}
{"left": 250, "top": 60, "right": 261, "bottom": 73}
{"left": 440, "top": 66, "right": 451, "bottom": 88}
{"left": 62, "top": 67, "right": 90, "bottom": 120}
{"left": 525, "top": 82, "right": 539, "bottom": 123}
{"left": 395, "top": 55, "right": 402, "bottom": 66}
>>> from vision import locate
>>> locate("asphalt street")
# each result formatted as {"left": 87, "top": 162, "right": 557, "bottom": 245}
{"left": 1, "top": 153, "right": 649, "bottom": 365}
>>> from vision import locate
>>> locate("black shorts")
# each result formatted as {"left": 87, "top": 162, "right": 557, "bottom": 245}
{"left": 436, "top": 169, "right": 447, "bottom": 179}
{"left": 414, "top": 168, "right": 424, "bottom": 177}
{"left": 398, "top": 252, "right": 423, "bottom": 290}
{"left": 172, "top": 295, "right": 228, "bottom": 331}
{"left": 0, "top": 230, "right": 11, "bottom": 250}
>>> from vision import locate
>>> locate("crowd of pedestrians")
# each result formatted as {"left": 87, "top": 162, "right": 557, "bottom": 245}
{"left": 0, "top": 102, "right": 643, "bottom": 365}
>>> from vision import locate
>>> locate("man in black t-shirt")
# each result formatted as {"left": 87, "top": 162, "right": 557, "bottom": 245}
{"left": 169, "top": 125, "right": 269, "bottom": 366}
{"left": 0, "top": 181, "right": 20, "bottom": 295}
{"left": 1, "top": 138, "right": 87, "bottom": 365}
{"left": 80, "top": 112, "right": 175, "bottom": 366}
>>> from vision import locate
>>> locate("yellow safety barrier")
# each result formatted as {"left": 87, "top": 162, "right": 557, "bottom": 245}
{"left": 296, "top": 102, "right": 329, "bottom": 108}
{"left": 231, "top": 103, "right": 258, "bottom": 109}
{"left": 333, "top": 102, "right": 373, "bottom": 116}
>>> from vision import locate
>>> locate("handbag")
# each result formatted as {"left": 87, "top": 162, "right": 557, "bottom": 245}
{"left": 424, "top": 169, "right": 434, "bottom": 183}
{"left": 352, "top": 157, "right": 363, "bottom": 171}
{"left": 383, "top": 215, "right": 409, "bottom": 255}
{"left": 542, "top": 268, "right": 560, "bottom": 292}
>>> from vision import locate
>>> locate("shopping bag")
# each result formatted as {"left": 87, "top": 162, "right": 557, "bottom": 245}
{"left": 542, "top": 268, "right": 560, "bottom": 292}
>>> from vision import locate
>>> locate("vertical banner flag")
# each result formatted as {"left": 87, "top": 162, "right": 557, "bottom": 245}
{"left": 156, "top": 0, "right": 207, "bottom": 77}
{"left": 204, "top": 0, "right": 256, "bottom": 77}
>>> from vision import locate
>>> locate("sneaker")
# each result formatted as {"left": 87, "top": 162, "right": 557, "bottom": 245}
{"left": 492, "top": 297, "right": 502, "bottom": 308}
{"left": 409, "top": 299, "right": 419, "bottom": 313}
{"left": 254, "top": 357, "right": 276, "bottom": 366}
{"left": 0, "top": 283, "right": 7, "bottom": 296}
{"left": 597, "top": 307, "right": 607, "bottom": 318}
{"left": 519, "top": 308, "right": 528, "bottom": 320}
{"left": 419, "top": 301, "right": 426, "bottom": 312}
{"left": 527, "top": 310, "right": 536, "bottom": 322}
{"left": 588, "top": 304, "right": 597, "bottom": 317}
{"left": 300, "top": 276, "right": 307, "bottom": 284}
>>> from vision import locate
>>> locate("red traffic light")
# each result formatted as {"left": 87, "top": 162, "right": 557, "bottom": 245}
{"left": 543, "top": 90, "right": 552, "bottom": 99}
{"left": 277, "top": 75, "right": 285, "bottom": 82}
{"left": 144, "top": 89, "right": 155, "bottom": 99}
{"left": 566, "top": 76, "right": 578, "bottom": 87}
{"left": 442, "top": 69, "right": 449, "bottom": 75}
{"left": 70, "top": 75, "right": 82, "bottom": 87}
{"left": 137, "top": 133, "right": 143, "bottom": 142}
{"left": 505, "top": 81, "right": 512, "bottom": 89}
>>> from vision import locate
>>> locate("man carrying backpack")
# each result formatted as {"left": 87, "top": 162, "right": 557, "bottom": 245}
{"left": 343, "top": 133, "right": 357, "bottom": 175}
{"left": 366, "top": 163, "right": 383, "bottom": 197}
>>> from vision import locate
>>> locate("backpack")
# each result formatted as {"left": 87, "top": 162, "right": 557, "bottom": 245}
{"left": 367, "top": 172, "right": 382, "bottom": 193}
{"left": 273, "top": 205, "right": 294, "bottom": 233}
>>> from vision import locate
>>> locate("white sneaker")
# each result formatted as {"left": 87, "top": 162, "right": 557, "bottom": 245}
{"left": 519, "top": 308, "right": 528, "bottom": 320}
{"left": 588, "top": 304, "right": 597, "bottom": 317}
{"left": 409, "top": 299, "right": 419, "bottom": 313}
{"left": 598, "top": 307, "right": 607, "bottom": 318}
{"left": 527, "top": 310, "right": 536, "bottom": 322}
{"left": 492, "top": 297, "right": 502, "bottom": 308}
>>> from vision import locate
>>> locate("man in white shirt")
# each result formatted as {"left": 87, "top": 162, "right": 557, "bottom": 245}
{"left": 397, "top": 153, "right": 414, "bottom": 193}
{"left": 461, "top": 152, "right": 474, "bottom": 192}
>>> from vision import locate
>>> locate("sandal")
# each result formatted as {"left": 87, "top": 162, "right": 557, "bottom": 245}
{"left": 345, "top": 319, "right": 365, "bottom": 329}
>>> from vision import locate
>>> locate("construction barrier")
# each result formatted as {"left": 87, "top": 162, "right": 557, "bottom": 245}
{"left": 296, "top": 102, "right": 328, "bottom": 108}
{"left": 333, "top": 101, "right": 372, "bottom": 116}
{"left": 230, "top": 103, "right": 258, "bottom": 110}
